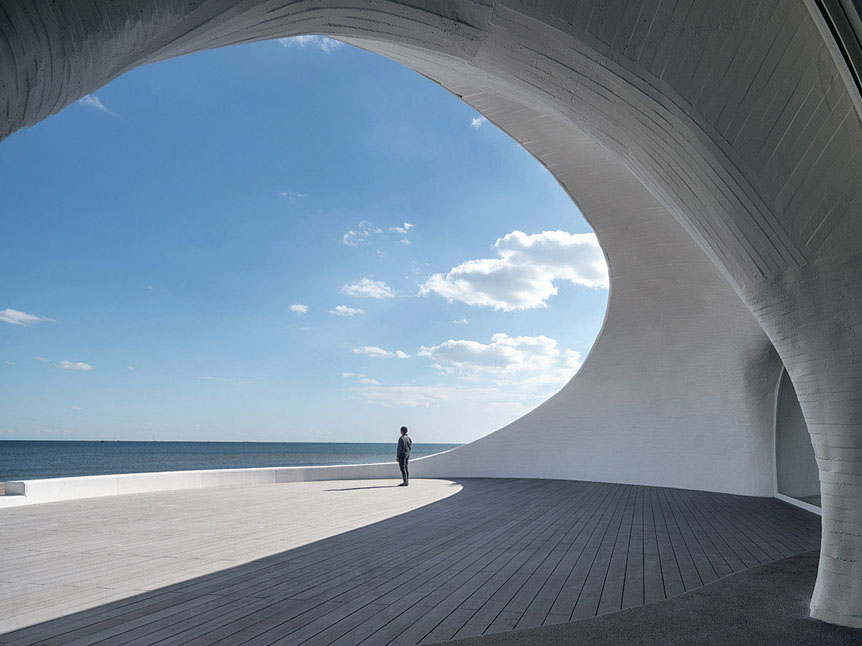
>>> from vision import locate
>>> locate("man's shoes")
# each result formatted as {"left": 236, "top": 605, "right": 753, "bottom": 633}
{"left": 398, "top": 482, "right": 407, "bottom": 486}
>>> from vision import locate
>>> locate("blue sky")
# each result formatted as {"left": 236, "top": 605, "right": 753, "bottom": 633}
{"left": 0, "top": 36, "right": 608, "bottom": 444}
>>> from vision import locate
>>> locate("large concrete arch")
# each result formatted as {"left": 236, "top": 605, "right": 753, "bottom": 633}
{"left": 2, "top": 0, "right": 861, "bottom": 628}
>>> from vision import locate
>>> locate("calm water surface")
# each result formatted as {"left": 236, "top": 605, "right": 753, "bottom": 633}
{"left": 0, "top": 440, "right": 460, "bottom": 481}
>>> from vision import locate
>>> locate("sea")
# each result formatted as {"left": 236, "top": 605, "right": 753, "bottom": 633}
{"left": 0, "top": 440, "right": 461, "bottom": 482}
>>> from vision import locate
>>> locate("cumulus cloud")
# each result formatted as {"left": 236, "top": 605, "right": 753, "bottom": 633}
{"left": 342, "top": 278, "right": 395, "bottom": 299}
{"left": 278, "top": 35, "right": 343, "bottom": 53}
{"left": 0, "top": 308, "right": 53, "bottom": 326}
{"left": 350, "top": 333, "right": 582, "bottom": 413}
{"left": 359, "top": 377, "right": 381, "bottom": 385}
{"left": 395, "top": 350, "right": 411, "bottom": 359}
{"left": 419, "top": 333, "right": 581, "bottom": 386}
{"left": 389, "top": 222, "right": 414, "bottom": 234}
{"left": 56, "top": 360, "right": 94, "bottom": 371}
{"left": 419, "top": 230, "right": 607, "bottom": 311}
{"left": 343, "top": 221, "right": 382, "bottom": 246}
{"left": 330, "top": 305, "right": 364, "bottom": 317}
{"left": 353, "top": 346, "right": 394, "bottom": 358}
{"left": 470, "top": 116, "right": 487, "bottom": 129}
{"left": 453, "top": 318, "right": 469, "bottom": 325}
{"left": 341, "top": 372, "right": 355, "bottom": 378}
{"left": 289, "top": 303, "right": 309, "bottom": 314}
{"left": 78, "top": 94, "right": 109, "bottom": 113}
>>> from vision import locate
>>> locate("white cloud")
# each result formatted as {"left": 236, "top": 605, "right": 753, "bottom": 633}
{"left": 470, "top": 116, "right": 487, "bottom": 129}
{"left": 36, "top": 356, "right": 48, "bottom": 362}
{"left": 354, "top": 382, "right": 532, "bottom": 410}
{"left": 0, "top": 308, "right": 53, "bottom": 326}
{"left": 278, "top": 35, "right": 343, "bottom": 53}
{"left": 289, "top": 303, "right": 309, "bottom": 314}
{"left": 398, "top": 239, "right": 411, "bottom": 245}
{"left": 389, "top": 222, "right": 414, "bottom": 234}
{"left": 341, "top": 372, "right": 355, "bottom": 378}
{"left": 78, "top": 94, "right": 109, "bottom": 113}
{"left": 453, "top": 318, "right": 469, "bottom": 325}
{"left": 56, "top": 360, "right": 94, "bottom": 371}
{"left": 419, "top": 230, "right": 607, "bottom": 311}
{"left": 5, "top": 361, "right": 15, "bottom": 366}
{"left": 342, "top": 278, "right": 395, "bottom": 299}
{"left": 343, "top": 221, "right": 382, "bottom": 246}
{"left": 352, "top": 346, "right": 410, "bottom": 359}
{"left": 353, "top": 346, "right": 394, "bottom": 358}
{"left": 419, "top": 333, "right": 581, "bottom": 386}
{"left": 330, "top": 305, "right": 364, "bottom": 317}
{"left": 279, "top": 191, "right": 307, "bottom": 203}
{"left": 127, "top": 365, "right": 135, "bottom": 371}
{"left": 351, "top": 333, "right": 582, "bottom": 413}
{"left": 359, "top": 377, "right": 381, "bottom": 385}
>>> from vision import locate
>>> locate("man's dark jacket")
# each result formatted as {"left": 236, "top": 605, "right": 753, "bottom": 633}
{"left": 397, "top": 435, "right": 412, "bottom": 460}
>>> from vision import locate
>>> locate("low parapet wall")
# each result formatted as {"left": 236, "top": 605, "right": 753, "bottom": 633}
{"left": 0, "top": 459, "right": 422, "bottom": 506}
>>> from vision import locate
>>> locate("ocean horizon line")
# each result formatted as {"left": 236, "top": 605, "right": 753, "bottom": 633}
{"left": 0, "top": 439, "right": 464, "bottom": 444}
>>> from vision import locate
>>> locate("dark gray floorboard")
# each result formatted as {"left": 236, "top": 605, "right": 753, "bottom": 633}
{"left": 433, "top": 552, "right": 862, "bottom": 646}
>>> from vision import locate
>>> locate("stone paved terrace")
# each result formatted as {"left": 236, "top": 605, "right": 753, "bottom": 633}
{"left": 0, "top": 478, "right": 821, "bottom": 645}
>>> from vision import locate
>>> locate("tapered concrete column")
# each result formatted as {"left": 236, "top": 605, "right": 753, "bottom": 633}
{"left": 743, "top": 252, "right": 862, "bottom": 628}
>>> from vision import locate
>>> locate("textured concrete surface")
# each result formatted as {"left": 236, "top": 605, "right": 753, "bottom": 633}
{"left": 2, "top": 0, "right": 862, "bottom": 627}
{"left": 435, "top": 551, "right": 862, "bottom": 646}
{"left": 742, "top": 254, "right": 862, "bottom": 626}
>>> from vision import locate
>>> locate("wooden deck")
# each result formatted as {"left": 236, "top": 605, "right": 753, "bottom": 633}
{"left": 0, "top": 478, "right": 820, "bottom": 645}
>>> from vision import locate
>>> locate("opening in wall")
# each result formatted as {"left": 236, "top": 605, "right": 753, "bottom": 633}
{"left": 775, "top": 368, "right": 821, "bottom": 512}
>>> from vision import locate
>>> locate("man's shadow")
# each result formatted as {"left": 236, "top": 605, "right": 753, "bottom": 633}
{"left": 324, "top": 484, "right": 402, "bottom": 491}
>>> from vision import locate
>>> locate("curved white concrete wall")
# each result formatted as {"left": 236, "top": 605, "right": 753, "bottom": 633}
{"left": 3, "top": 0, "right": 862, "bottom": 627}
{"left": 407, "top": 100, "right": 780, "bottom": 496}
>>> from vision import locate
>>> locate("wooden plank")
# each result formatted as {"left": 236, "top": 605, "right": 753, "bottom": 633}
{"left": 656, "top": 487, "right": 702, "bottom": 592}
{"left": 620, "top": 485, "right": 645, "bottom": 609}
{"left": 571, "top": 487, "right": 633, "bottom": 619}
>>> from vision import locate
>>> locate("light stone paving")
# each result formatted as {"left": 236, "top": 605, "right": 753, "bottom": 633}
{"left": 0, "top": 478, "right": 461, "bottom": 636}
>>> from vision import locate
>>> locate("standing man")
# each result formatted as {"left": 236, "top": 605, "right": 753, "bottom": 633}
{"left": 397, "top": 426, "right": 412, "bottom": 486}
